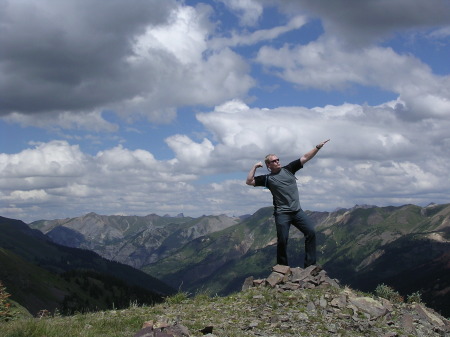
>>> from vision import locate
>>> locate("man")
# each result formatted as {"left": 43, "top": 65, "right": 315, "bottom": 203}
{"left": 246, "top": 139, "right": 330, "bottom": 267}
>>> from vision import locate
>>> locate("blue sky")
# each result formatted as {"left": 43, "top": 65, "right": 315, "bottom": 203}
{"left": 1, "top": 0, "right": 450, "bottom": 222}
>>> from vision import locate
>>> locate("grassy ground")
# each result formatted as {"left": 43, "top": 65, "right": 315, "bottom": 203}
{"left": 0, "top": 286, "right": 438, "bottom": 337}
{"left": 1, "top": 288, "right": 339, "bottom": 337}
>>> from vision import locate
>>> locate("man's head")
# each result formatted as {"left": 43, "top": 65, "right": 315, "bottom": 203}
{"left": 265, "top": 154, "right": 281, "bottom": 173}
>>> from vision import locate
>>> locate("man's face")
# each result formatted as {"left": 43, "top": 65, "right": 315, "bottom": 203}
{"left": 267, "top": 155, "right": 281, "bottom": 172}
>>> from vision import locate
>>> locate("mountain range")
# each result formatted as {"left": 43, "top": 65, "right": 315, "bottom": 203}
{"left": 1, "top": 202, "right": 449, "bottom": 318}
{"left": 31, "top": 212, "right": 239, "bottom": 269}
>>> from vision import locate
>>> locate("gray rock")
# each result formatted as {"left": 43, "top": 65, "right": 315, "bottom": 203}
{"left": 272, "top": 264, "right": 291, "bottom": 275}
{"left": 414, "top": 303, "right": 447, "bottom": 328}
{"left": 348, "top": 296, "right": 388, "bottom": 319}
{"left": 400, "top": 313, "right": 415, "bottom": 334}
{"left": 266, "top": 272, "right": 285, "bottom": 287}
{"left": 307, "top": 301, "right": 316, "bottom": 313}
{"left": 241, "top": 276, "right": 254, "bottom": 291}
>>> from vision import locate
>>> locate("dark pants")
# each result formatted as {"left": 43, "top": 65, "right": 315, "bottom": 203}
{"left": 274, "top": 209, "right": 316, "bottom": 268}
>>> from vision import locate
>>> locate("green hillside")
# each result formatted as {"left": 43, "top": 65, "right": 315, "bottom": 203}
{"left": 142, "top": 207, "right": 277, "bottom": 292}
{"left": 0, "top": 216, "right": 175, "bottom": 315}
{"left": 0, "top": 248, "right": 69, "bottom": 314}
{"left": 142, "top": 204, "right": 450, "bottom": 317}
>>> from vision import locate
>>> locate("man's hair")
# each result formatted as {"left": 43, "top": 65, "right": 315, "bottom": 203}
{"left": 264, "top": 154, "right": 276, "bottom": 165}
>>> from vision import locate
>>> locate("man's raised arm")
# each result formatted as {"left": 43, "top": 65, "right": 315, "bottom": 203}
{"left": 300, "top": 139, "right": 330, "bottom": 165}
{"left": 246, "top": 161, "right": 263, "bottom": 186}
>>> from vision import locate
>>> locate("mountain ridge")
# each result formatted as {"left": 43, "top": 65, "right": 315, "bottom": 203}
{"left": 32, "top": 212, "right": 239, "bottom": 269}
{"left": 22, "top": 203, "right": 450, "bottom": 317}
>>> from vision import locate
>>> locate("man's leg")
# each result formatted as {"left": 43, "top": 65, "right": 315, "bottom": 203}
{"left": 274, "top": 212, "right": 291, "bottom": 266}
{"left": 292, "top": 209, "right": 316, "bottom": 268}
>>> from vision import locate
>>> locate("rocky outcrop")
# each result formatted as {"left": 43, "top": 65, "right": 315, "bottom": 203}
{"left": 241, "top": 265, "right": 450, "bottom": 337}
{"left": 133, "top": 265, "right": 450, "bottom": 336}
{"left": 242, "top": 264, "right": 341, "bottom": 291}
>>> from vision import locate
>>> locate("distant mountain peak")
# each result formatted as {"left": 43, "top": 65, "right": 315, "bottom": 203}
{"left": 84, "top": 212, "right": 100, "bottom": 217}
{"left": 352, "top": 204, "right": 377, "bottom": 210}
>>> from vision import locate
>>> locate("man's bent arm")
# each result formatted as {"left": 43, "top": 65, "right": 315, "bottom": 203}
{"left": 246, "top": 161, "right": 263, "bottom": 186}
{"left": 300, "top": 139, "right": 330, "bottom": 165}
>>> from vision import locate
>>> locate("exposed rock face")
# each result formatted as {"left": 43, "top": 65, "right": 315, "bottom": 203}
{"left": 35, "top": 213, "right": 240, "bottom": 269}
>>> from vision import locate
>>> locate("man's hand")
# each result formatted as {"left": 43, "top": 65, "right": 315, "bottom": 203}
{"left": 302, "top": 139, "right": 330, "bottom": 164}
{"left": 316, "top": 139, "right": 330, "bottom": 149}
{"left": 255, "top": 161, "right": 263, "bottom": 168}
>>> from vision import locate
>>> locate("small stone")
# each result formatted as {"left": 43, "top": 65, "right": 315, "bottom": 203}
{"left": 253, "top": 279, "right": 265, "bottom": 286}
{"left": 331, "top": 294, "right": 347, "bottom": 309}
{"left": 319, "top": 296, "right": 327, "bottom": 308}
{"left": 307, "top": 264, "right": 322, "bottom": 276}
{"left": 248, "top": 321, "right": 259, "bottom": 328}
{"left": 165, "top": 324, "right": 190, "bottom": 336}
{"left": 273, "top": 264, "right": 291, "bottom": 275}
{"left": 290, "top": 267, "right": 311, "bottom": 282}
{"left": 280, "top": 282, "right": 300, "bottom": 290}
{"left": 304, "top": 276, "right": 319, "bottom": 286}
{"left": 327, "top": 323, "right": 337, "bottom": 333}
{"left": 307, "top": 301, "right": 316, "bottom": 313}
{"left": 304, "top": 281, "right": 316, "bottom": 289}
{"left": 266, "top": 272, "right": 284, "bottom": 287}
{"left": 270, "top": 315, "right": 279, "bottom": 323}
{"left": 279, "top": 315, "right": 289, "bottom": 322}
{"left": 242, "top": 276, "right": 254, "bottom": 291}
{"left": 400, "top": 314, "right": 415, "bottom": 333}
{"left": 280, "top": 323, "right": 291, "bottom": 330}
{"left": 133, "top": 327, "right": 154, "bottom": 337}
{"left": 320, "top": 275, "right": 340, "bottom": 288}
{"left": 380, "top": 333, "right": 398, "bottom": 337}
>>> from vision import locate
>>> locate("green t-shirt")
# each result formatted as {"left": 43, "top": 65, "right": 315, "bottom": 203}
{"left": 254, "top": 159, "right": 303, "bottom": 213}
